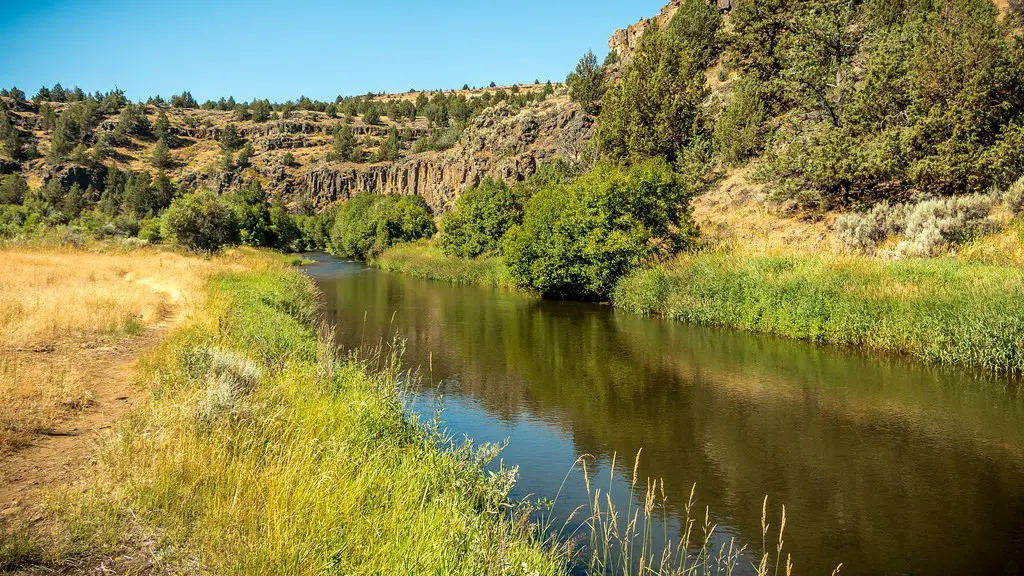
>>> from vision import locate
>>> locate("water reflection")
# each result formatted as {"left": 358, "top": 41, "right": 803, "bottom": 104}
{"left": 305, "top": 257, "right": 1024, "bottom": 576}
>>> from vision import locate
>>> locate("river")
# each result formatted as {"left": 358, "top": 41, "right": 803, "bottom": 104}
{"left": 304, "top": 255, "right": 1024, "bottom": 576}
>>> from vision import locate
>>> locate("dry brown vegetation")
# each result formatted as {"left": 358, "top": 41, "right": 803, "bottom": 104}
{"left": 0, "top": 247, "right": 217, "bottom": 457}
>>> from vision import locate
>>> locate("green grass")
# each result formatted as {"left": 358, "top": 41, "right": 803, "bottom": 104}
{"left": 614, "top": 252, "right": 1024, "bottom": 372}
{"left": 21, "top": 251, "right": 564, "bottom": 575}
{"left": 375, "top": 241, "right": 524, "bottom": 292}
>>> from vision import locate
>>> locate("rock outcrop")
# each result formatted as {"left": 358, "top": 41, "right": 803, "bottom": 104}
{"left": 299, "top": 97, "right": 594, "bottom": 212}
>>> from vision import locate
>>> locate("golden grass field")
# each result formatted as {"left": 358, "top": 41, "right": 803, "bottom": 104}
{"left": 0, "top": 246, "right": 220, "bottom": 456}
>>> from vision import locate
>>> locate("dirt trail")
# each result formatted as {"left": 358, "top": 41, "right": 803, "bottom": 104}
{"left": 0, "top": 280, "right": 184, "bottom": 520}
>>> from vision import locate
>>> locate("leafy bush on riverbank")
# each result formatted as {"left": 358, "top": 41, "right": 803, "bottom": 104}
{"left": 329, "top": 193, "right": 435, "bottom": 260}
{"left": 505, "top": 158, "right": 698, "bottom": 299}
{"left": 614, "top": 252, "right": 1024, "bottom": 372}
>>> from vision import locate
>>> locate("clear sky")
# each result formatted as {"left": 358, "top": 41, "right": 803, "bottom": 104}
{"left": 0, "top": 0, "right": 665, "bottom": 103}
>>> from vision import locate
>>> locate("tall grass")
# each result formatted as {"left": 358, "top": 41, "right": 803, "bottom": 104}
{"left": 21, "top": 254, "right": 563, "bottom": 574}
{"left": 375, "top": 241, "right": 522, "bottom": 291}
{"left": 614, "top": 252, "right": 1024, "bottom": 372}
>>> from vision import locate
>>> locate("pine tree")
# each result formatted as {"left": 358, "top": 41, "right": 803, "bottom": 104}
{"left": 237, "top": 142, "right": 254, "bottom": 168}
{"left": 151, "top": 137, "right": 170, "bottom": 169}
{"left": 153, "top": 110, "right": 171, "bottom": 141}
{"left": 333, "top": 124, "right": 358, "bottom": 162}
{"left": 566, "top": 50, "right": 605, "bottom": 114}
{"left": 219, "top": 123, "right": 241, "bottom": 152}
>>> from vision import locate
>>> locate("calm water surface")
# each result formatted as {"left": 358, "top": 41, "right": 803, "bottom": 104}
{"left": 304, "top": 256, "right": 1024, "bottom": 576}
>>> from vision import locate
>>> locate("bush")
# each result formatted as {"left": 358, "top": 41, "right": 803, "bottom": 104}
{"left": 1004, "top": 176, "right": 1024, "bottom": 215}
{"left": 0, "top": 174, "right": 28, "bottom": 205}
{"left": 329, "top": 194, "right": 435, "bottom": 260}
{"left": 438, "top": 180, "right": 521, "bottom": 258}
{"left": 504, "top": 158, "right": 698, "bottom": 299}
{"left": 835, "top": 194, "right": 999, "bottom": 256}
{"left": 138, "top": 217, "right": 162, "bottom": 243}
{"left": 161, "top": 190, "right": 239, "bottom": 251}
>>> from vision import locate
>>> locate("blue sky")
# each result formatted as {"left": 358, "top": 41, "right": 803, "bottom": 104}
{"left": 0, "top": 0, "right": 665, "bottom": 103}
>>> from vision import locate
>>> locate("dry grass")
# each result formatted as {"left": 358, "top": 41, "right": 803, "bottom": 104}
{"left": 693, "top": 168, "right": 835, "bottom": 256}
{"left": 0, "top": 247, "right": 215, "bottom": 348}
{"left": 0, "top": 246, "right": 221, "bottom": 455}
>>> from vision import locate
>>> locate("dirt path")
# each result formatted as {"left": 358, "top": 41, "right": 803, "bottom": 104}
{"left": 0, "top": 288, "right": 183, "bottom": 521}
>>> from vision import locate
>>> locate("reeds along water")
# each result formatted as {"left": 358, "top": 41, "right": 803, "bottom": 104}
{"left": 530, "top": 448, "right": 827, "bottom": 576}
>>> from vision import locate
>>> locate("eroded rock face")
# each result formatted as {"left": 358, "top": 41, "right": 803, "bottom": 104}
{"left": 299, "top": 98, "right": 595, "bottom": 213}
{"left": 43, "top": 164, "right": 108, "bottom": 191}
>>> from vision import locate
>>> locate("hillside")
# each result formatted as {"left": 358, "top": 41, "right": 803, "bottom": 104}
{"left": 0, "top": 84, "right": 591, "bottom": 214}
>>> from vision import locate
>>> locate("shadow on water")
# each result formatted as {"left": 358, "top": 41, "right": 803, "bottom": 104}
{"left": 303, "top": 255, "right": 1024, "bottom": 576}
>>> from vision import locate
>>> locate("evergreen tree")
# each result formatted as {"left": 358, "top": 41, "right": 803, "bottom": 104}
{"left": 333, "top": 123, "right": 358, "bottom": 162}
{"left": 566, "top": 50, "right": 605, "bottom": 114}
{"left": 362, "top": 105, "right": 381, "bottom": 125}
{"left": 375, "top": 126, "right": 402, "bottom": 161}
{"left": 151, "top": 137, "right": 171, "bottom": 169}
{"left": 153, "top": 110, "right": 171, "bottom": 141}
{"left": 92, "top": 133, "right": 113, "bottom": 163}
{"left": 251, "top": 100, "right": 271, "bottom": 122}
{"left": 219, "top": 123, "right": 241, "bottom": 152}
{"left": 237, "top": 142, "right": 254, "bottom": 168}
{"left": 596, "top": 25, "right": 709, "bottom": 163}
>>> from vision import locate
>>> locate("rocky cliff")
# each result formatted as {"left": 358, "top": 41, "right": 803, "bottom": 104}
{"left": 300, "top": 97, "right": 594, "bottom": 212}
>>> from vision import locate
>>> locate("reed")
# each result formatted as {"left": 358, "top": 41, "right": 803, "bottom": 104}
{"left": 614, "top": 252, "right": 1024, "bottom": 373}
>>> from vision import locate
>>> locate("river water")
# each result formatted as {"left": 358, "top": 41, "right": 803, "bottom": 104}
{"left": 304, "top": 256, "right": 1024, "bottom": 576}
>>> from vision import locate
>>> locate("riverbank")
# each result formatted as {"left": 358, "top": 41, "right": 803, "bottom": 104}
{"left": 375, "top": 241, "right": 521, "bottom": 291}
{"left": 375, "top": 241, "right": 1024, "bottom": 373}
{"left": 1, "top": 248, "right": 563, "bottom": 574}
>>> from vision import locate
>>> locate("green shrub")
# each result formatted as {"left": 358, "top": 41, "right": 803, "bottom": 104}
{"left": 504, "top": 158, "right": 698, "bottom": 299}
{"left": 160, "top": 190, "right": 239, "bottom": 251}
{"left": 329, "top": 194, "right": 435, "bottom": 260}
{"left": 0, "top": 174, "right": 28, "bottom": 205}
{"left": 596, "top": 25, "right": 709, "bottom": 164}
{"left": 438, "top": 180, "right": 521, "bottom": 258}
{"left": 138, "top": 217, "right": 162, "bottom": 243}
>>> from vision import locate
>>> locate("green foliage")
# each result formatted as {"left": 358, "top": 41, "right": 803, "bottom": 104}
{"left": 596, "top": 25, "right": 709, "bottom": 164}
{"left": 0, "top": 107, "right": 25, "bottom": 160}
{"left": 614, "top": 253, "right": 1024, "bottom": 372}
{"left": 377, "top": 242, "right": 517, "bottom": 290}
{"left": 219, "top": 123, "right": 241, "bottom": 152}
{"left": 566, "top": 50, "right": 605, "bottom": 114}
{"left": 362, "top": 105, "right": 381, "bottom": 125}
{"left": 114, "top": 103, "right": 150, "bottom": 141}
{"left": 664, "top": 0, "right": 723, "bottom": 68}
{"left": 728, "top": 0, "right": 1024, "bottom": 206}
{"left": 504, "top": 159, "right": 698, "bottom": 299}
{"left": 281, "top": 151, "right": 296, "bottom": 166}
{"left": 329, "top": 194, "right": 436, "bottom": 260}
{"left": 151, "top": 137, "right": 170, "bottom": 169}
{"left": 236, "top": 142, "right": 254, "bottom": 168}
{"left": 0, "top": 174, "right": 28, "bottom": 205}
{"left": 153, "top": 110, "right": 171, "bottom": 141}
{"left": 714, "top": 76, "right": 767, "bottom": 165}
{"left": 251, "top": 99, "right": 271, "bottom": 122}
{"left": 92, "top": 133, "right": 113, "bottom": 163}
{"left": 332, "top": 124, "right": 361, "bottom": 162}
{"left": 160, "top": 190, "right": 239, "bottom": 251}
{"left": 438, "top": 180, "right": 522, "bottom": 258}
{"left": 170, "top": 91, "right": 197, "bottom": 109}
{"left": 229, "top": 185, "right": 274, "bottom": 247}
{"left": 374, "top": 126, "right": 402, "bottom": 162}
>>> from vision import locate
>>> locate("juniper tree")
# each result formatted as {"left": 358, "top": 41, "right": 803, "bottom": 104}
{"left": 566, "top": 50, "right": 604, "bottom": 114}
